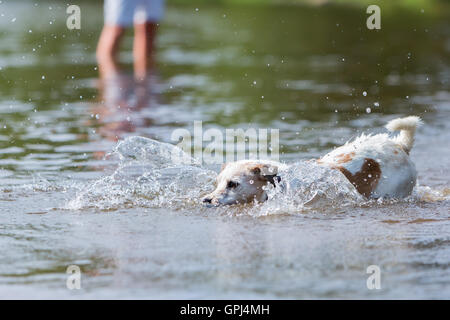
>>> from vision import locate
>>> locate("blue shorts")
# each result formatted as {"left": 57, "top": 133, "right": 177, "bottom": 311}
{"left": 104, "top": 0, "right": 165, "bottom": 26}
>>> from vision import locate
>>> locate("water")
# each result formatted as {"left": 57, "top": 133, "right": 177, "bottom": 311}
{"left": 0, "top": 1, "right": 449, "bottom": 299}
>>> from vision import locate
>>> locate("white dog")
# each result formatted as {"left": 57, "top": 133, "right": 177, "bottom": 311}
{"left": 203, "top": 116, "right": 421, "bottom": 206}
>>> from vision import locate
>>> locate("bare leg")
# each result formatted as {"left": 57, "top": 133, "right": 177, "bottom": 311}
{"left": 96, "top": 25, "right": 125, "bottom": 79}
{"left": 133, "top": 22, "right": 158, "bottom": 81}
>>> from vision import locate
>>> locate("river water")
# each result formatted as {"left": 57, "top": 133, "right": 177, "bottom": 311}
{"left": 0, "top": 1, "right": 449, "bottom": 299}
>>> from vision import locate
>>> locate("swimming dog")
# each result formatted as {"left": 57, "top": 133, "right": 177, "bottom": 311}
{"left": 203, "top": 116, "right": 421, "bottom": 206}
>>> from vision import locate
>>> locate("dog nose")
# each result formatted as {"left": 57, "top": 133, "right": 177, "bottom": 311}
{"left": 203, "top": 197, "right": 212, "bottom": 203}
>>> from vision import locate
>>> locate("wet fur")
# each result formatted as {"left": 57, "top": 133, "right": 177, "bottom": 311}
{"left": 203, "top": 117, "right": 421, "bottom": 206}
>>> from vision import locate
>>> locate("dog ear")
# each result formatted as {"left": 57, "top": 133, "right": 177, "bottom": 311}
{"left": 250, "top": 164, "right": 281, "bottom": 186}
{"left": 250, "top": 164, "right": 278, "bottom": 175}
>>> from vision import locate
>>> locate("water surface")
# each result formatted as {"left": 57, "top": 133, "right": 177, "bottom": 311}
{"left": 0, "top": 1, "right": 449, "bottom": 299}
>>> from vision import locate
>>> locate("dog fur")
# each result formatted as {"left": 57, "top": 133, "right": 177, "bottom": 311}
{"left": 203, "top": 116, "right": 421, "bottom": 206}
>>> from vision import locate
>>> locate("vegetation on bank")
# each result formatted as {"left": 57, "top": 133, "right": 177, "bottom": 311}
{"left": 168, "top": 0, "right": 447, "bottom": 12}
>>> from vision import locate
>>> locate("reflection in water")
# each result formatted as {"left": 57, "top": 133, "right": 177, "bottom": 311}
{"left": 90, "top": 72, "right": 159, "bottom": 153}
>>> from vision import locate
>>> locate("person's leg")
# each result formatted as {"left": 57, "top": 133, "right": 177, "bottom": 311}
{"left": 97, "top": 0, "right": 137, "bottom": 79}
{"left": 96, "top": 25, "right": 125, "bottom": 79}
{"left": 132, "top": 0, "right": 165, "bottom": 80}
{"left": 133, "top": 22, "right": 158, "bottom": 81}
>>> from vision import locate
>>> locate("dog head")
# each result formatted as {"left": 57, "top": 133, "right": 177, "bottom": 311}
{"left": 203, "top": 160, "right": 280, "bottom": 206}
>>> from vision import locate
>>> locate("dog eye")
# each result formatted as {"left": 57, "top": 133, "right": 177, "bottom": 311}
{"left": 227, "top": 181, "right": 239, "bottom": 189}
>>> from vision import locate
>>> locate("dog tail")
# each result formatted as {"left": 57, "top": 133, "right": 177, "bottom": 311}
{"left": 386, "top": 116, "right": 422, "bottom": 153}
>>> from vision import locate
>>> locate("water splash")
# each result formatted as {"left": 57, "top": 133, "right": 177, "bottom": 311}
{"left": 112, "top": 136, "right": 201, "bottom": 167}
{"left": 414, "top": 185, "right": 450, "bottom": 203}
{"left": 65, "top": 136, "right": 449, "bottom": 214}
{"left": 246, "top": 161, "right": 365, "bottom": 216}
{"left": 66, "top": 137, "right": 361, "bottom": 213}
{"left": 66, "top": 137, "right": 215, "bottom": 211}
